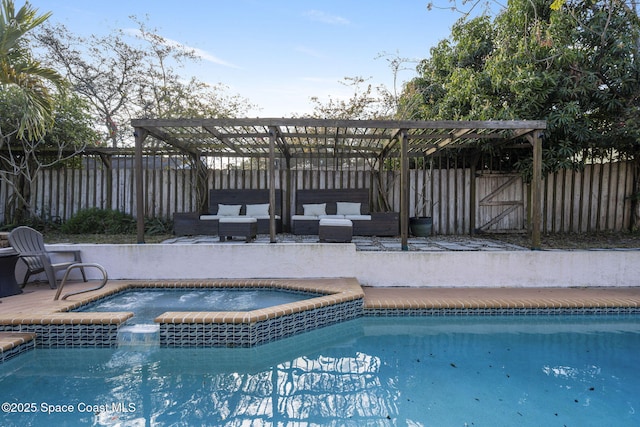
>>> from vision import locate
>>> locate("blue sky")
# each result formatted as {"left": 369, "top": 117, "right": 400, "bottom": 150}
{"left": 28, "top": 0, "right": 463, "bottom": 117}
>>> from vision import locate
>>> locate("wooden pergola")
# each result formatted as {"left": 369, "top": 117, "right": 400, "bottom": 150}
{"left": 131, "top": 118, "right": 546, "bottom": 249}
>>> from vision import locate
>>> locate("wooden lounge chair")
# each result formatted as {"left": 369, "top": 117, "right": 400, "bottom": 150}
{"left": 8, "top": 226, "right": 87, "bottom": 289}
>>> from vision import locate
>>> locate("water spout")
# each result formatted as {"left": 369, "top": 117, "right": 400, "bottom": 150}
{"left": 117, "top": 324, "right": 160, "bottom": 347}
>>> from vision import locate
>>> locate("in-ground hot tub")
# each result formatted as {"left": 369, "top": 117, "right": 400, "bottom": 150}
{"left": 73, "top": 287, "right": 321, "bottom": 324}
{"left": 69, "top": 279, "right": 365, "bottom": 348}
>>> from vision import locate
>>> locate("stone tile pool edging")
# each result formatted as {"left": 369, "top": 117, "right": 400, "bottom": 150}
{"left": 364, "top": 307, "right": 640, "bottom": 316}
{"left": 0, "top": 332, "right": 37, "bottom": 363}
{"left": 160, "top": 298, "right": 363, "bottom": 347}
{"left": 362, "top": 286, "right": 640, "bottom": 316}
{"left": 145, "top": 278, "right": 365, "bottom": 347}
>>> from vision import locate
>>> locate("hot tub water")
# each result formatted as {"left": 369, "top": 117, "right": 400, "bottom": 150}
{"left": 74, "top": 287, "right": 318, "bottom": 325}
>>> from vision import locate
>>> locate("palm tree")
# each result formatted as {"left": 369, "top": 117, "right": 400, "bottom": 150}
{"left": 0, "top": 0, "right": 65, "bottom": 141}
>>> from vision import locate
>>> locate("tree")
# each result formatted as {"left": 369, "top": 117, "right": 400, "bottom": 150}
{"left": 0, "top": 89, "right": 97, "bottom": 223}
{"left": 405, "top": 0, "right": 640, "bottom": 170}
{"left": 307, "top": 76, "right": 394, "bottom": 120}
{"left": 306, "top": 53, "right": 420, "bottom": 121}
{"left": 408, "top": 0, "right": 640, "bottom": 228}
{"left": 34, "top": 17, "right": 254, "bottom": 148}
{"left": 31, "top": 16, "right": 256, "bottom": 218}
{"left": 0, "top": 0, "right": 91, "bottom": 224}
{"left": 400, "top": 16, "right": 498, "bottom": 121}
{"left": 0, "top": 0, "right": 64, "bottom": 141}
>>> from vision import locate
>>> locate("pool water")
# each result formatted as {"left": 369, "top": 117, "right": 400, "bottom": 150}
{"left": 1, "top": 315, "right": 639, "bottom": 426}
{"left": 73, "top": 288, "right": 317, "bottom": 324}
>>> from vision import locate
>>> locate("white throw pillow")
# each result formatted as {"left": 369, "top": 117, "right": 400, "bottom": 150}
{"left": 217, "top": 204, "right": 241, "bottom": 216}
{"left": 246, "top": 203, "right": 269, "bottom": 217}
{"left": 336, "top": 202, "right": 361, "bottom": 216}
{"left": 303, "top": 203, "right": 327, "bottom": 217}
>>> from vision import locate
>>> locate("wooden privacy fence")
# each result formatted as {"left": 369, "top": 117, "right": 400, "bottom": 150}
{"left": 0, "top": 157, "right": 634, "bottom": 234}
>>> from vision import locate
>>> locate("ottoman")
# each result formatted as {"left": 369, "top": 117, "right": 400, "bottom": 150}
{"left": 319, "top": 218, "right": 353, "bottom": 243}
{"left": 218, "top": 217, "right": 257, "bottom": 242}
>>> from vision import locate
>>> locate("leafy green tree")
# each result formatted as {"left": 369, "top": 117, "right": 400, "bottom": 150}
{"left": 0, "top": 1, "right": 94, "bottom": 224}
{"left": 405, "top": 0, "right": 640, "bottom": 170}
{"left": 0, "top": 0, "right": 64, "bottom": 142}
{"left": 406, "top": 0, "right": 640, "bottom": 227}
{"left": 401, "top": 16, "right": 498, "bottom": 121}
{"left": 494, "top": 0, "right": 638, "bottom": 161}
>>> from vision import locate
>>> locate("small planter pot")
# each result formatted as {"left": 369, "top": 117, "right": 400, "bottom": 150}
{"left": 409, "top": 217, "right": 433, "bottom": 237}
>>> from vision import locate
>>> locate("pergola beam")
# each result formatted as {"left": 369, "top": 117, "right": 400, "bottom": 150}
{"left": 424, "top": 128, "right": 473, "bottom": 156}
{"left": 131, "top": 118, "right": 546, "bottom": 130}
{"left": 202, "top": 125, "right": 247, "bottom": 156}
{"left": 144, "top": 127, "right": 200, "bottom": 157}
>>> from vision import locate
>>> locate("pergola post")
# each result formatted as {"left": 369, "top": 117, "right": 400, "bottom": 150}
{"left": 469, "top": 159, "right": 476, "bottom": 235}
{"left": 284, "top": 156, "right": 292, "bottom": 232}
{"left": 268, "top": 126, "right": 277, "bottom": 243}
{"left": 529, "top": 132, "right": 543, "bottom": 249}
{"left": 400, "top": 129, "right": 409, "bottom": 251}
{"left": 190, "top": 152, "right": 209, "bottom": 214}
{"left": 134, "top": 127, "right": 148, "bottom": 244}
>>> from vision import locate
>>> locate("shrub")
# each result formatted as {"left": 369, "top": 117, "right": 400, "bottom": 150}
{"left": 144, "top": 217, "right": 173, "bottom": 235}
{"left": 61, "top": 208, "right": 135, "bottom": 234}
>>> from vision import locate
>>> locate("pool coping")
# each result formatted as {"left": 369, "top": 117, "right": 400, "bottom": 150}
{"left": 363, "top": 286, "right": 640, "bottom": 309}
{"left": 0, "top": 332, "right": 37, "bottom": 363}
{"left": 363, "top": 286, "right": 640, "bottom": 317}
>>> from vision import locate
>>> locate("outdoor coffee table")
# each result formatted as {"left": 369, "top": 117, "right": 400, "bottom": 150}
{"left": 218, "top": 217, "right": 257, "bottom": 242}
{"left": 319, "top": 218, "right": 353, "bottom": 243}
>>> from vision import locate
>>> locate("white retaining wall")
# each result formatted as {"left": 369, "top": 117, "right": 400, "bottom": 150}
{"left": 27, "top": 243, "right": 640, "bottom": 288}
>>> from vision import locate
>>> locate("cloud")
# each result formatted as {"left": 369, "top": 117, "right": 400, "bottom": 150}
{"left": 124, "top": 28, "right": 241, "bottom": 69}
{"left": 303, "top": 10, "right": 350, "bottom": 25}
{"left": 189, "top": 46, "right": 240, "bottom": 69}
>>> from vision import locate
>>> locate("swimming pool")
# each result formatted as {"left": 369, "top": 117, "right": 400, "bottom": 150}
{"left": 73, "top": 288, "right": 320, "bottom": 324}
{"left": 1, "top": 315, "right": 638, "bottom": 426}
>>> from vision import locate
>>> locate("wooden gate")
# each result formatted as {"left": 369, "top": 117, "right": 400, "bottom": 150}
{"left": 475, "top": 173, "right": 526, "bottom": 232}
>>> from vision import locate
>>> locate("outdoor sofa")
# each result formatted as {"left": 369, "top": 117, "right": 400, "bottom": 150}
{"left": 291, "top": 189, "right": 399, "bottom": 236}
{"left": 173, "top": 189, "right": 282, "bottom": 236}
